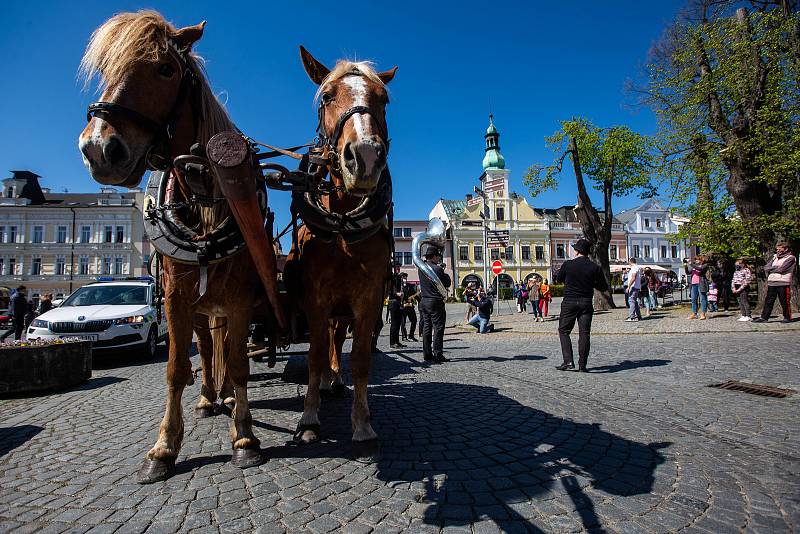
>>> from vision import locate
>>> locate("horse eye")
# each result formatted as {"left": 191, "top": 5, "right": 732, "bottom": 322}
{"left": 321, "top": 92, "right": 333, "bottom": 105}
{"left": 158, "top": 63, "right": 175, "bottom": 78}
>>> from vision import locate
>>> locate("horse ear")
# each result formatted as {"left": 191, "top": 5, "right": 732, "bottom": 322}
{"left": 377, "top": 66, "right": 398, "bottom": 85}
{"left": 172, "top": 21, "right": 206, "bottom": 50}
{"left": 299, "top": 45, "right": 330, "bottom": 85}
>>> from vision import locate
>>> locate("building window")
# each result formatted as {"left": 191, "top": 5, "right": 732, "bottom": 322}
{"left": 671, "top": 245, "right": 678, "bottom": 258}
{"left": 473, "top": 246, "right": 483, "bottom": 261}
{"left": 79, "top": 255, "right": 89, "bottom": 275}
{"left": 556, "top": 244, "right": 565, "bottom": 259}
{"left": 403, "top": 228, "right": 412, "bottom": 238}
{"left": 490, "top": 248, "right": 500, "bottom": 261}
{"left": 610, "top": 244, "right": 618, "bottom": 260}
{"left": 104, "top": 226, "right": 113, "bottom": 243}
{"left": 102, "top": 256, "right": 112, "bottom": 274}
{"left": 81, "top": 226, "right": 91, "bottom": 243}
{"left": 9, "top": 258, "right": 16, "bottom": 275}
{"left": 55, "top": 256, "right": 66, "bottom": 275}
{"left": 9, "top": 226, "right": 17, "bottom": 243}
{"left": 644, "top": 218, "right": 651, "bottom": 228}
{"left": 656, "top": 219, "right": 663, "bottom": 229}
{"left": 644, "top": 245, "right": 651, "bottom": 259}
{"left": 5, "top": 187, "right": 12, "bottom": 198}
{"left": 633, "top": 245, "right": 640, "bottom": 258}
{"left": 535, "top": 245, "right": 545, "bottom": 261}
{"left": 695, "top": 245, "right": 701, "bottom": 255}
{"left": 57, "top": 226, "right": 68, "bottom": 244}
{"left": 393, "top": 227, "right": 402, "bottom": 238}
{"left": 33, "top": 226, "right": 43, "bottom": 244}
{"left": 403, "top": 252, "right": 412, "bottom": 265}
{"left": 505, "top": 246, "right": 514, "bottom": 262}
{"left": 0, "top": 258, "right": 4, "bottom": 275}
{"left": 0, "top": 227, "right": 5, "bottom": 243}
{"left": 31, "top": 257, "right": 42, "bottom": 275}
{"left": 459, "top": 246, "right": 469, "bottom": 261}
{"left": 115, "top": 226, "right": 125, "bottom": 243}
{"left": 393, "top": 252, "right": 402, "bottom": 265}
{"left": 143, "top": 254, "right": 150, "bottom": 267}
{"left": 114, "top": 256, "right": 124, "bottom": 275}
{"left": 521, "top": 246, "right": 531, "bottom": 260}
{"left": 495, "top": 206, "right": 505, "bottom": 221}
{"left": 660, "top": 245, "right": 667, "bottom": 259}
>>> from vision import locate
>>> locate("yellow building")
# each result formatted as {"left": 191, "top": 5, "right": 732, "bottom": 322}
{"left": 430, "top": 116, "right": 552, "bottom": 291}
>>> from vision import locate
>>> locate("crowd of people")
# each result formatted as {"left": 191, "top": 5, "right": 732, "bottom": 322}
{"left": 511, "top": 276, "right": 552, "bottom": 321}
{"left": 1, "top": 286, "right": 53, "bottom": 342}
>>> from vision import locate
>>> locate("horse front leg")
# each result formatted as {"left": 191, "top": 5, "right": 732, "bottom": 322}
{"left": 137, "top": 293, "right": 194, "bottom": 483}
{"left": 350, "top": 312, "right": 380, "bottom": 462}
{"left": 194, "top": 314, "right": 217, "bottom": 418}
{"left": 225, "top": 313, "right": 263, "bottom": 468}
{"left": 294, "top": 320, "right": 328, "bottom": 444}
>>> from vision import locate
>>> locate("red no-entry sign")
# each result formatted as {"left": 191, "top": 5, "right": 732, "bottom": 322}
{"left": 491, "top": 260, "right": 504, "bottom": 275}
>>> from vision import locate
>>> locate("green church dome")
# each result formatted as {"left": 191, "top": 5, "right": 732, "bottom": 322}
{"left": 482, "top": 114, "right": 505, "bottom": 170}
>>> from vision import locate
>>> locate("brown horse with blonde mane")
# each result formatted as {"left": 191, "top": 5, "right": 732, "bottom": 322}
{"left": 78, "top": 11, "right": 285, "bottom": 483}
{"left": 286, "top": 48, "right": 396, "bottom": 460}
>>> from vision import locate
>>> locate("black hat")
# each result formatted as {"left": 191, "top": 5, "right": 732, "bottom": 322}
{"left": 423, "top": 245, "right": 442, "bottom": 258}
{"left": 572, "top": 239, "right": 592, "bottom": 255}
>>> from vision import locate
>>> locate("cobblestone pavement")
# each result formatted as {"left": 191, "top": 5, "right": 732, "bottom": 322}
{"left": 1, "top": 318, "right": 798, "bottom": 533}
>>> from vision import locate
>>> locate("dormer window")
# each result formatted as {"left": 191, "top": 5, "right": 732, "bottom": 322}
{"left": 644, "top": 218, "right": 651, "bottom": 228}
{"left": 5, "top": 187, "right": 13, "bottom": 198}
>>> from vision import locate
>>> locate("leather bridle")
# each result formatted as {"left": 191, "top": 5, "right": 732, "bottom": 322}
{"left": 86, "top": 38, "right": 202, "bottom": 171}
{"left": 315, "top": 76, "right": 390, "bottom": 173}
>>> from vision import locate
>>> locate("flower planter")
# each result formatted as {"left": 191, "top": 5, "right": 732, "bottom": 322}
{"left": 0, "top": 340, "right": 92, "bottom": 394}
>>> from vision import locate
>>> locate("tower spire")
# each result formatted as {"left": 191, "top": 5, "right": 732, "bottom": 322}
{"left": 482, "top": 114, "right": 505, "bottom": 170}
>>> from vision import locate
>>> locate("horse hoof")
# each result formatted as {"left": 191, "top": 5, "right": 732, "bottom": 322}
{"left": 331, "top": 383, "right": 348, "bottom": 399}
{"left": 195, "top": 406, "right": 215, "bottom": 418}
{"left": 231, "top": 447, "right": 264, "bottom": 469}
{"left": 293, "top": 424, "right": 321, "bottom": 445}
{"left": 136, "top": 457, "right": 175, "bottom": 484}
{"left": 352, "top": 439, "right": 381, "bottom": 464}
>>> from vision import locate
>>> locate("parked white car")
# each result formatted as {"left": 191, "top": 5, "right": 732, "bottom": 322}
{"left": 27, "top": 278, "right": 168, "bottom": 358}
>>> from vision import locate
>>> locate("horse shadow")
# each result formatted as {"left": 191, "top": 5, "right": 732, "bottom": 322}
{"left": 0, "top": 425, "right": 43, "bottom": 458}
{"left": 263, "top": 375, "right": 669, "bottom": 532}
{"left": 589, "top": 359, "right": 671, "bottom": 374}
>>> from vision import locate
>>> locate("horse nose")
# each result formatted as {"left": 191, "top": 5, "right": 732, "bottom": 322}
{"left": 80, "top": 137, "right": 104, "bottom": 167}
{"left": 102, "top": 135, "right": 130, "bottom": 166}
{"left": 343, "top": 139, "right": 386, "bottom": 177}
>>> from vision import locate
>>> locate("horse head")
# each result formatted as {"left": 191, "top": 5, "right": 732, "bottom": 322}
{"left": 78, "top": 11, "right": 208, "bottom": 187}
{"left": 300, "top": 46, "right": 397, "bottom": 197}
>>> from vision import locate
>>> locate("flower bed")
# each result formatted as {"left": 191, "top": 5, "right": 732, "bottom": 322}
{"left": 0, "top": 339, "right": 92, "bottom": 395}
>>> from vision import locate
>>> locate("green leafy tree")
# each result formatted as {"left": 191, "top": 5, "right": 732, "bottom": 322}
{"left": 524, "top": 118, "right": 653, "bottom": 310}
{"left": 640, "top": 0, "right": 800, "bottom": 309}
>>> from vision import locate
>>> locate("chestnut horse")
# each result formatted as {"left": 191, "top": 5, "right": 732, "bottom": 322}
{"left": 286, "top": 48, "right": 396, "bottom": 460}
{"left": 78, "top": 11, "right": 285, "bottom": 482}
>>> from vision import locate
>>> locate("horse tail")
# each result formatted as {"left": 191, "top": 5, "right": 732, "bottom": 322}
{"left": 210, "top": 316, "right": 227, "bottom": 394}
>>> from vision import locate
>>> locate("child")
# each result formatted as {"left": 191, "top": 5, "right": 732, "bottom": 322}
{"left": 708, "top": 282, "right": 719, "bottom": 312}
{"left": 731, "top": 258, "right": 752, "bottom": 321}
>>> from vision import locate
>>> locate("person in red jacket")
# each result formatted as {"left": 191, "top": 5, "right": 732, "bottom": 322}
{"left": 753, "top": 243, "right": 796, "bottom": 323}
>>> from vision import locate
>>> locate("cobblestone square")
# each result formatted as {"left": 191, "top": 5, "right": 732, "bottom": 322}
{"left": 1, "top": 300, "right": 798, "bottom": 533}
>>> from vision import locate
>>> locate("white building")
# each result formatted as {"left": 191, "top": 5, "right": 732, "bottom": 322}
{"left": 0, "top": 171, "right": 150, "bottom": 303}
{"left": 616, "top": 198, "right": 693, "bottom": 278}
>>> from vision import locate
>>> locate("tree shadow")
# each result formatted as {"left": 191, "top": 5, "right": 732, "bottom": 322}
{"left": 449, "top": 354, "right": 547, "bottom": 363}
{"left": 262, "top": 379, "right": 669, "bottom": 532}
{"left": 589, "top": 359, "right": 671, "bottom": 374}
{"left": 0, "top": 425, "right": 43, "bottom": 457}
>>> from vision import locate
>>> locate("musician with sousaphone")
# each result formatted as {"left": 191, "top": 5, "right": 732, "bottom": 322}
{"left": 413, "top": 218, "right": 451, "bottom": 363}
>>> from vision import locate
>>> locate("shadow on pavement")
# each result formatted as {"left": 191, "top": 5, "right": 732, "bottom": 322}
{"left": 91, "top": 341, "right": 182, "bottom": 370}
{"left": 589, "top": 359, "right": 671, "bottom": 374}
{"left": 0, "top": 425, "right": 43, "bottom": 458}
{"left": 450, "top": 354, "right": 547, "bottom": 363}
{"left": 73, "top": 375, "right": 128, "bottom": 391}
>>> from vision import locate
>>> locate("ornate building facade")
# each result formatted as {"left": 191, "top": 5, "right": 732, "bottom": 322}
{"left": 429, "top": 116, "right": 551, "bottom": 292}
{"left": 0, "top": 171, "right": 150, "bottom": 302}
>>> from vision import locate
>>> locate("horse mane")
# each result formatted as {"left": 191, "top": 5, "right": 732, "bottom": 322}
{"left": 80, "top": 10, "right": 233, "bottom": 232}
{"left": 315, "top": 60, "right": 387, "bottom": 101}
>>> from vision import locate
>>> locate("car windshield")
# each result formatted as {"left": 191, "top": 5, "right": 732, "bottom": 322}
{"left": 61, "top": 285, "right": 148, "bottom": 307}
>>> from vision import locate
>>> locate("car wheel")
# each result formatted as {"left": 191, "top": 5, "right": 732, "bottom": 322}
{"left": 144, "top": 326, "right": 158, "bottom": 359}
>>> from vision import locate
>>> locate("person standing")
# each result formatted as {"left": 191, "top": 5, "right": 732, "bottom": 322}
{"left": 1, "top": 286, "right": 28, "bottom": 342}
{"left": 685, "top": 256, "right": 709, "bottom": 320}
{"left": 539, "top": 279, "right": 552, "bottom": 318}
{"left": 464, "top": 282, "right": 477, "bottom": 322}
{"left": 554, "top": 239, "right": 608, "bottom": 372}
{"left": 712, "top": 261, "right": 732, "bottom": 312}
{"left": 528, "top": 277, "right": 543, "bottom": 322}
{"left": 626, "top": 258, "right": 643, "bottom": 322}
{"left": 753, "top": 243, "right": 796, "bottom": 323}
{"left": 388, "top": 262, "right": 406, "bottom": 349}
{"left": 418, "top": 245, "right": 451, "bottom": 363}
{"left": 708, "top": 283, "right": 719, "bottom": 312}
{"left": 622, "top": 268, "right": 630, "bottom": 308}
{"left": 401, "top": 275, "right": 420, "bottom": 342}
{"left": 38, "top": 293, "right": 53, "bottom": 316}
{"left": 731, "top": 258, "right": 753, "bottom": 322}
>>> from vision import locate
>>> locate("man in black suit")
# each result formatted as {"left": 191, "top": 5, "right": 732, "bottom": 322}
{"left": 554, "top": 239, "right": 608, "bottom": 372}
{"left": 388, "top": 262, "right": 406, "bottom": 349}
{"left": 418, "top": 245, "right": 451, "bottom": 363}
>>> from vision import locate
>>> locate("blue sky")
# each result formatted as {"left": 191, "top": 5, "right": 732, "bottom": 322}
{"left": 1, "top": 1, "right": 682, "bottom": 232}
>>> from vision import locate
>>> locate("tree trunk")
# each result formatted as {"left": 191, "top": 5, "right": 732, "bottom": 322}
{"left": 567, "top": 138, "right": 616, "bottom": 310}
